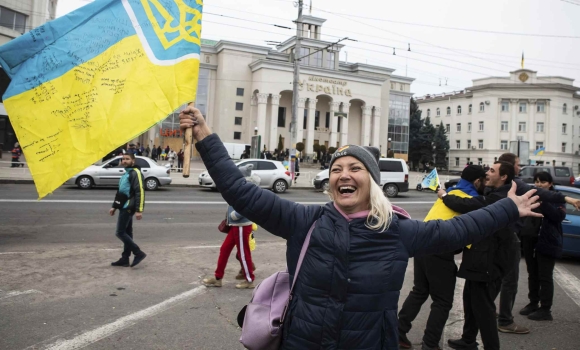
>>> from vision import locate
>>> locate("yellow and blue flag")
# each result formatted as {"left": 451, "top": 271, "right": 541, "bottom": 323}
{"left": 0, "top": 0, "right": 203, "bottom": 198}
{"left": 534, "top": 147, "right": 545, "bottom": 156}
{"left": 421, "top": 168, "right": 440, "bottom": 191}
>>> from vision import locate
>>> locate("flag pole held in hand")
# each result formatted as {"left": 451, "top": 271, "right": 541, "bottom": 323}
{"left": 183, "top": 102, "right": 194, "bottom": 178}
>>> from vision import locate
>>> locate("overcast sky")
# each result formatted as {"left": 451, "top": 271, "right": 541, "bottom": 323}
{"left": 56, "top": 0, "right": 580, "bottom": 96}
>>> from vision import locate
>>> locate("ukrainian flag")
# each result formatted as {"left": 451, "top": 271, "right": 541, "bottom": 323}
{"left": 0, "top": 0, "right": 203, "bottom": 198}
{"left": 534, "top": 147, "right": 546, "bottom": 156}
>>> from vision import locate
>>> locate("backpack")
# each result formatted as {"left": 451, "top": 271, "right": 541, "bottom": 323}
{"left": 238, "top": 221, "right": 316, "bottom": 350}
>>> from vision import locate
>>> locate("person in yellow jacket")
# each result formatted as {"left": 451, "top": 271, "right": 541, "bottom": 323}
{"left": 398, "top": 165, "right": 487, "bottom": 350}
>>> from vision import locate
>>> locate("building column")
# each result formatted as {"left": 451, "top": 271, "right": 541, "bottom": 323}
{"left": 340, "top": 103, "right": 351, "bottom": 146}
{"left": 510, "top": 99, "right": 519, "bottom": 142}
{"left": 529, "top": 99, "right": 536, "bottom": 151}
{"left": 256, "top": 93, "right": 269, "bottom": 149}
{"left": 269, "top": 94, "right": 281, "bottom": 151}
{"left": 296, "top": 98, "right": 306, "bottom": 148}
{"left": 361, "top": 105, "right": 372, "bottom": 146}
{"left": 306, "top": 98, "right": 317, "bottom": 158}
{"left": 372, "top": 107, "right": 381, "bottom": 148}
{"left": 329, "top": 101, "right": 340, "bottom": 148}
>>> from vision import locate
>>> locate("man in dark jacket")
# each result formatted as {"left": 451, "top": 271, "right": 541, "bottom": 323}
{"left": 109, "top": 153, "right": 147, "bottom": 268}
{"left": 441, "top": 161, "right": 517, "bottom": 350}
{"left": 398, "top": 165, "right": 487, "bottom": 350}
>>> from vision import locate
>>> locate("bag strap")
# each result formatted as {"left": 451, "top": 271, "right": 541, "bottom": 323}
{"left": 280, "top": 220, "right": 316, "bottom": 324}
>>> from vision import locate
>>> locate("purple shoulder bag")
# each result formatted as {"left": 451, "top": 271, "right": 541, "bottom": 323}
{"left": 238, "top": 221, "right": 316, "bottom": 350}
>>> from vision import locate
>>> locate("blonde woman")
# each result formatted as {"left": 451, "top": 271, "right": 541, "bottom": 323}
{"left": 179, "top": 106, "right": 541, "bottom": 350}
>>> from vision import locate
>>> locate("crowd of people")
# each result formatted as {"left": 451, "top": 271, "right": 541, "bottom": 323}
{"left": 102, "top": 104, "right": 578, "bottom": 350}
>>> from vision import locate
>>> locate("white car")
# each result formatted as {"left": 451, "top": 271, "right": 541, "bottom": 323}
{"left": 198, "top": 159, "right": 292, "bottom": 193}
{"left": 312, "top": 158, "right": 409, "bottom": 197}
{"left": 65, "top": 156, "right": 172, "bottom": 191}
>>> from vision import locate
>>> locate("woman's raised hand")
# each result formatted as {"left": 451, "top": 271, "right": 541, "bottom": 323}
{"left": 507, "top": 181, "right": 542, "bottom": 218}
{"left": 179, "top": 105, "right": 211, "bottom": 142}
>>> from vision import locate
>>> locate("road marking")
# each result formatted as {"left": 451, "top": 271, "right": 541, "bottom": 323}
{"left": 41, "top": 286, "right": 207, "bottom": 350}
{"left": 554, "top": 264, "right": 580, "bottom": 308}
{"left": 0, "top": 199, "right": 435, "bottom": 205}
{"left": 0, "top": 289, "right": 42, "bottom": 300}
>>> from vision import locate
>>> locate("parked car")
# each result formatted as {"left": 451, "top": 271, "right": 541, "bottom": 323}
{"left": 198, "top": 159, "right": 292, "bottom": 193}
{"left": 444, "top": 178, "right": 460, "bottom": 189}
{"left": 65, "top": 156, "right": 171, "bottom": 190}
{"left": 552, "top": 186, "right": 580, "bottom": 258}
{"left": 519, "top": 166, "right": 575, "bottom": 186}
{"left": 312, "top": 158, "right": 409, "bottom": 198}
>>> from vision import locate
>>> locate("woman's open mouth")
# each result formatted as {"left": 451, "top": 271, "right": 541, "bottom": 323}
{"left": 338, "top": 185, "right": 357, "bottom": 195}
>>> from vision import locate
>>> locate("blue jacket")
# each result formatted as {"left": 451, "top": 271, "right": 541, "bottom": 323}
{"left": 117, "top": 167, "right": 145, "bottom": 212}
{"left": 196, "top": 134, "right": 520, "bottom": 350}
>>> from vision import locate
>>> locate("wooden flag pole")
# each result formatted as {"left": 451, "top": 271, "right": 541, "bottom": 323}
{"left": 182, "top": 102, "right": 194, "bottom": 178}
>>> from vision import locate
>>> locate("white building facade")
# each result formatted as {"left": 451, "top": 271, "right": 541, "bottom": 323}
{"left": 145, "top": 15, "right": 414, "bottom": 159}
{"left": 416, "top": 69, "right": 580, "bottom": 172}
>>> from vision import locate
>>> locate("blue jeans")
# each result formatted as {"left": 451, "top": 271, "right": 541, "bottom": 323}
{"left": 115, "top": 209, "right": 141, "bottom": 258}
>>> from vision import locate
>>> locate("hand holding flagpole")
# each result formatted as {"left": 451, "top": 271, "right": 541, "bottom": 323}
{"left": 180, "top": 104, "right": 212, "bottom": 178}
{"left": 182, "top": 103, "right": 194, "bottom": 178}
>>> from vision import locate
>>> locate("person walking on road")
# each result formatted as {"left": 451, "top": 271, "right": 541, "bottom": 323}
{"left": 167, "top": 148, "right": 177, "bottom": 170}
{"left": 109, "top": 153, "right": 147, "bottom": 268}
{"left": 202, "top": 165, "right": 259, "bottom": 289}
{"left": 398, "top": 165, "right": 487, "bottom": 350}
{"left": 151, "top": 145, "right": 157, "bottom": 161}
{"left": 520, "top": 171, "right": 565, "bottom": 322}
{"left": 11, "top": 142, "right": 23, "bottom": 168}
{"left": 177, "top": 149, "right": 184, "bottom": 172}
{"left": 179, "top": 105, "right": 542, "bottom": 350}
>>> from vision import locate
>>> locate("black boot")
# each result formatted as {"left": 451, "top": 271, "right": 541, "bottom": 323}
{"left": 448, "top": 338, "right": 479, "bottom": 349}
{"left": 111, "top": 257, "right": 130, "bottom": 267}
{"left": 519, "top": 302, "right": 540, "bottom": 315}
{"left": 528, "top": 308, "right": 553, "bottom": 321}
{"left": 131, "top": 252, "right": 147, "bottom": 267}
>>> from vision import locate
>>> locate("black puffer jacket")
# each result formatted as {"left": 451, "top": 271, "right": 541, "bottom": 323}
{"left": 197, "top": 134, "right": 520, "bottom": 350}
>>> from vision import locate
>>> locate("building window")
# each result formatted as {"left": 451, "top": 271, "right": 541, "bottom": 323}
{"left": 479, "top": 102, "right": 485, "bottom": 112}
{"left": 479, "top": 121, "right": 484, "bottom": 131}
{"left": 536, "top": 142, "right": 544, "bottom": 150}
{"left": 312, "top": 50, "right": 323, "bottom": 67}
{"left": 277, "top": 107, "right": 286, "bottom": 127}
{"left": 457, "top": 105, "right": 462, "bottom": 115}
{"left": 446, "top": 107, "right": 451, "bottom": 116}
{"left": 235, "top": 102, "right": 243, "bottom": 111}
{"left": 518, "top": 122, "right": 526, "bottom": 132}
{"left": 315, "top": 111, "right": 320, "bottom": 127}
{"left": 455, "top": 157, "right": 460, "bottom": 166}
{"left": 467, "top": 140, "right": 472, "bottom": 149}
{"left": 562, "top": 142, "right": 567, "bottom": 153}
{"left": 436, "top": 108, "right": 440, "bottom": 116}
{"left": 501, "top": 101, "right": 509, "bottom": 112}
{"left": 468, "top": 122, "right": 472, "bottom": 132}
{"left": 537, "top": 102, "right": 545, "bottom": 112}
{"left": 427, "top": 109, "right": 431, "bottom": 117}
{"left": 478, "top": 140, "right": 484, "bottom": 149}
{"left": 400, "top": 84, "right": 404, "bottom": 91}
{"left": 501, "top": 121, "right": 508, "bottom": 131}
{"left": 519, "top": 102, "right": 527, "bottom": 113}
{"left": 478, "top": 158, "right": 483, "bottom": 166}
{"left": 468, "top": 104, "right": 472, "bottom": 114}
{"left": 325, "top": 112, "right": 330, "bottom": 128}
{"left": 501, "top": 140, "right": 508, "bottom": 150}
{"left": 233, "top": 132, "right": 242, "bottom": 140}
{"left": 563, "top": 162, "right": 567, "bottom": 166}
{"left": 456, "top": 123, "right": 461, "bottom": 132}
{"left": 563, "top": 123, "right": 567, "bottom": 134}
{"left": 446, "top": 124, "right": 450, "bottom": 133}
{"left": 299, "top": 47, "right": 310, "bottom": 66}
{"left": 327, "top": 51, "right": 335, "bottom": 69}
{"left": 234, "top": 117, "right": 242, "bottom": 125}
{"left": 0, "top": 6, "right": 27, "bottom": 34}
{"left": 303, "top": 110, "right": 308, "bottom": 129}
{"left": 467, "top": 157, "right": 471, "bottom": 164}
{"left": 563, "top": 103, "right": 568, "bottom": 114}
{"left": 236, "top": 88, "right": 244, "bottom": 96}
{"left": 537, "top": 122, "right": 544, "bottom": 132}
{"left": 456, "top": 140, "right": 461, "bottom": 149}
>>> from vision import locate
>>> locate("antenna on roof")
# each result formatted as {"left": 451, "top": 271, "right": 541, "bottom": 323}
{"left": 408, "top": 43, "right": 411, "bottom": 52}
{"left": 309, "top": 0, "right": 313, "bottom": 15}
{"left": 393, "top": 47, "right": 396, "bottom": 55}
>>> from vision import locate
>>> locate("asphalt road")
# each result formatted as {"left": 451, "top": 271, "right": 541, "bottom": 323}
{"left": 1, "top": 184, "right": 579, "bottom": 350}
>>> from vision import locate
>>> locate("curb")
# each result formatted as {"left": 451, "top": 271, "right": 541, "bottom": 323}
{"left": 0, "top": 179, "right": 319, "bottom": 191}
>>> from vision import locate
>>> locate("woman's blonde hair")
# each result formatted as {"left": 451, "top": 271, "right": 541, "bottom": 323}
{"left": 326, "top": 173, "right": 393, "bottom": 232}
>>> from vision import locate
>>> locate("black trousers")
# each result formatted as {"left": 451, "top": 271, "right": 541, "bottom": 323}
{"left": 398, "top": 254, "right": 457, "bottom": 348}
{"left": 522, "top": 236, "right": 556, "bottom": 310}
{"left": 462, "top": 279, "right": 501, "bottom": 350}
{"left": 497, "top": 235, "right": 520, "bottom": 327}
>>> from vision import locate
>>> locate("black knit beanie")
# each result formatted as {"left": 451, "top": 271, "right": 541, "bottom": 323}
{"left": 329, "top": 145, "right": 381, "bottom": 184}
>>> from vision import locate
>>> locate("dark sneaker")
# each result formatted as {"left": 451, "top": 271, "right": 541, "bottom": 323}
{"left": 130, "top": 252, "right": 147, "bottom": 267}
{"left": 447, "top": 338, "right": 479, "bottom": 349}
{"left": 528, "top": 308, "right": 553, "bottom": 321}
{"left": 519, "top": 303, "right": 540, "bottom": 316}
{"left": 111, "top": 258, "right": 130, "bottom": 267}
{"left": 498, "top": 322, "right": 530, "bottom": 334}
{"left": 398, "top": 329, "right": 412, "bottom": 349}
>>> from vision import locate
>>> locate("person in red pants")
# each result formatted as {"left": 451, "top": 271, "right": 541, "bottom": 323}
{"left": 202, "top": 166, "right": 258, "bottom": 289}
